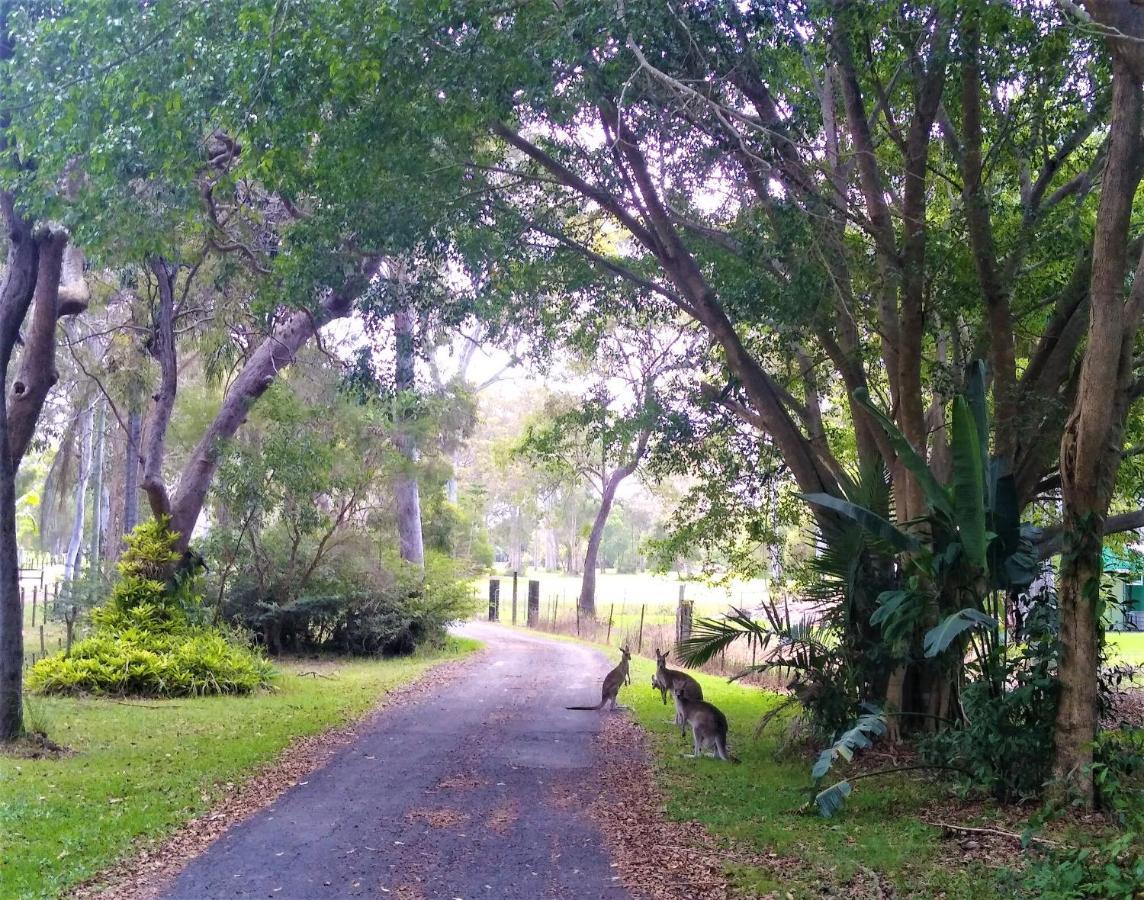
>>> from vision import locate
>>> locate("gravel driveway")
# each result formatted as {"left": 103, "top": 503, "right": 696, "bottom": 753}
{"left": 167, "top": 623, "right": 631, "bottom": 899}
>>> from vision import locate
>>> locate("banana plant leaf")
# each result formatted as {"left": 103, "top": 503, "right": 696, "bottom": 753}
{"left": 801, "top": 493, "right": 921, "bottom": 553}
{"left": 950, "top": 396, "right": 988, "bottom": 571}
{"left": 923, "top": 608, "right": 998, "bottom": 658}
{"left": 852, "top": 387, "right": 954, "bottom": 520}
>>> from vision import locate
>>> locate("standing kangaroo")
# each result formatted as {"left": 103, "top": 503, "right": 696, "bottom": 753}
{"left": 652, "top": 648, "right": 702, "bottom": 724}
{"left": 566, "top": 646, "right": 631, "bottom": 711}
{"left": 673, "top": 685, "right": 739, "bottom": 763}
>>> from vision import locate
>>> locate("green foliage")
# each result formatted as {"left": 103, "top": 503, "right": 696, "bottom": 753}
{"left": 28, "top": 521, "right": 272, "bottom": 697}
{"left": 27, "top": 628, "right": 273, "bottom": 697}
{"left": 223, "top": 543, "right": 476, "bottom": 656}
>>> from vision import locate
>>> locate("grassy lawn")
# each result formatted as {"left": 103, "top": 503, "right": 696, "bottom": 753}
{"left": 1109, "top": 631, "right": 1144, "bottom": 667}
{"left": 0, "top": 637, "right": 479, "bottom": 899}
{"left": 619, "top": 655, "right": 995, "bottom": 898}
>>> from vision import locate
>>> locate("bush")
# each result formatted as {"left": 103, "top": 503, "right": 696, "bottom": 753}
{"left": 27, "top": 628, "right": 273, "bottom": 696}
{"left": 29, "top": 520, "right": 273, "bottom": 697}
{"left": 221, "top": 537, "right": 477, "bottom": 657}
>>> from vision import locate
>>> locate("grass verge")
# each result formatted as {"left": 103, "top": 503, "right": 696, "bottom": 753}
{"left": 619, "top": 655, "right": 997, "bottom": 898}
{"left": 0, "top": 636, "right": 480, "bottom": 899}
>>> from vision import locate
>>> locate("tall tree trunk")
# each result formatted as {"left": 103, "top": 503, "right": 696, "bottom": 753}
{"left": 393, "top": 304, "right": 424, "bottom": 568}
{"left": 123, "top": 408, "right": 142, "bottom": 537}
{"left": 140, "top": 257, "right": 177, "bottom": 524}
{"left": 0, "top": 196, "right": 38, "bottom": 741}
{"left": 1054, "top": 22, "right": 1144, "bottom": 803}
{"left": 64, "top": 405, "right": 94, "bottom": 582}
{"left": 88, "top": 402, "right": 105, "bottom": 568}
{"left": 579, "top": 464, "right": 637, "bottom": 617}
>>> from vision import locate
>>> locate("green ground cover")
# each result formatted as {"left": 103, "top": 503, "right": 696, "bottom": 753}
{"left": 0, "top": 638, "right": 479, "bottom": 899}
{"left": 1109, "top": 631, "right": 1144, "bottom": 668}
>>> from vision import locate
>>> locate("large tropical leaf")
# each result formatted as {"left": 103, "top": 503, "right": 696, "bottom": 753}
{"left": 923, "top": 608, "right": 998, "bottom": 658}
{"left": 852, "top": 387, "right": 953, "bottom": 519}
{"left": 814, "top": 780, "right": 853, "bottom": 818}
{"left": 950, "top": 395, "right": 988, "bottom": 571}
{"left": 676, "top": 608, "right": 771, "bottom": 668}
{"left": 964, "top": 359, "right": 989, "bottom": 468}
{"left": 801, "top": 493, "right": 920, "bottom": 552}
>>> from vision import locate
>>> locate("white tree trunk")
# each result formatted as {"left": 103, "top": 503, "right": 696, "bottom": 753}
{"left": 64, "top": 406, "right": 94, "bottom": 582}
{"left": 394, "top": 305, "right": 425, "bottom": 568}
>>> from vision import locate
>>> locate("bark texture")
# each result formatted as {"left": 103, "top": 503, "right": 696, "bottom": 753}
{"left": 0, "top": 197, "right": 38, "bottom": 741}
{"left": 1054, "top": 7, "right": 1144, "bottom": 802}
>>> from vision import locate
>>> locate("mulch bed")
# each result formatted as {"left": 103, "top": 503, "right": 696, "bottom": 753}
{"left": 68, "top": 652, "right": 483, "bottom": 900}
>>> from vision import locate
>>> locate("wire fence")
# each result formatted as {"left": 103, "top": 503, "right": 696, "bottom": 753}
{"left": 476, "top": 572, "right": 792, "bottom": 690}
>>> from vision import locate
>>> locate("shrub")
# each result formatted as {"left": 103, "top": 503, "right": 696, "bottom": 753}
{"left": 28, "top": 629, "right": 273, "bottom": 697}
{"left": 221, "top": 538, "right": 478, "bottom": 656}
{"left": 29, "top": 521, "right": 273, "bottom": 697}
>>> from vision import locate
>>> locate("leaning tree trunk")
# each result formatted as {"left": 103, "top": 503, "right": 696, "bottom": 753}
{"left": 1053, "top": 27, "right": 1144, "bottom": 805}
{"left": 64, "top": 405, "right": 94, "bottom": 582}
{"left": 393, "top": 304, "right": 424, "bottom": 568}
{"left": 159, "top": 288, "right": 355, "bottom": 551}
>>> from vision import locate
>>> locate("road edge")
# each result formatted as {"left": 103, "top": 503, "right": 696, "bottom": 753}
{"left": 69, "top": 647, "right": 486, "bottom": 900}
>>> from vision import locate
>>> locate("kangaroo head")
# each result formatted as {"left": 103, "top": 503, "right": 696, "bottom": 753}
{"left": 655, "top": 648, "right": 668, "bottom": 666}
{"left": 620, "top": 646, "right": 631, "bottom": 662}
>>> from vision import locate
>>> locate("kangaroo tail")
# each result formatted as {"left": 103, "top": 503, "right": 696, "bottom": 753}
{"left": 565, "top": 703, "right": 605, "bottom": 710}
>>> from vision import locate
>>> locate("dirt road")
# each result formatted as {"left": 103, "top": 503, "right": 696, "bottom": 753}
{"left": 167, "top": 623, "right": 630, "bottom": 899}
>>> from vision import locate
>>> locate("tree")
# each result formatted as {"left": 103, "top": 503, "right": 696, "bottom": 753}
{"left": 1052, "top": 0, "right": 1144, "bottom": 804}
{"left": 517, "top": 327, "right": 686, "bottom": 614}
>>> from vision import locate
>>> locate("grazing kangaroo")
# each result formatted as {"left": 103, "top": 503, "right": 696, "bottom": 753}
{"left": 566, "top": 646, "right": 631, "bottom": 711}
{"left": 652, "top": 648, "right": 702, "bottom": 724}
{"left": 673, "top": 685, "right": 739, "bottom": 763}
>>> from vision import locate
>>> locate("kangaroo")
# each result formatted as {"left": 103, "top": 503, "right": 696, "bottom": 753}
{"left": 673, "top": 685, "right": 739, "bottom": 763}
{"left": 566, "top": 646, "right": 631, "bottom": 711}
{"left": 653, "top": 648, "right": 702, "bottom": 724}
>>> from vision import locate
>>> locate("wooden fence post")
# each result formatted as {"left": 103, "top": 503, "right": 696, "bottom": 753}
{"left": 511, "top": 570, "right": 519, "bottom": 626}
{"left": 39, "top": 625, "right": 45, "bottom": 655}
{"left": 606, "top": 603, "right": 614, "bottom": 645}
{"left": 488, "top": 579, "right": 500, "bottom": 621}
{"left": 527, "top": 579, "right": 540, "bottom": 627}
{"left": 637, "top": 603, "right": 646, "bottom": 654}
{"left": 576, "top": 602, "right": 580, "bottom": 636}
{"left": 31, "top": 587, "right": 37, "bottom": 626}
{"left": 552, "top": 597, "right": 559, "bottom": 630}
{"left": 676, "top": 583, "right": 693, "bottom": 648}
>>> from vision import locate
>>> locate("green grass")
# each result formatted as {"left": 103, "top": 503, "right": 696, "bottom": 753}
{"left": 0, "top": 637, "right": 479, "bottom": 899}
{"left": 620, "top": 655, "right": 1002, "bottom": 899}
{"left": 1108, "top": 631, "right": 1144, "bottom": 667}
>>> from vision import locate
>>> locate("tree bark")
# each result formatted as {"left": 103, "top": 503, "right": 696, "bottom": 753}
{"left": 0, "top": 197, "right": 38, "bottom": 741}
{"left": 8, "top": 230, "right": 87, "bottom": 467}
{"left": 1054, "top": 19, "right": 1144, "bottom": 803}
{"left": 140, "top": 257, "right": 177, "bottom": 523}
{"left": 393, "top": 303, "right": 424, "bottom": 568}
{"left": 578, "top": 469, "right": 628, "bottom": 618}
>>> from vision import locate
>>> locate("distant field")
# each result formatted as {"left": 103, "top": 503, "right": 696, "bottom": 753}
{"left": 479, "top": 568, "right": 773, "bottom": 626}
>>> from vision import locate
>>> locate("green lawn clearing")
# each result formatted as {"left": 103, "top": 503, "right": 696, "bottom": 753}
{"left": 0, "top": 637, "right": 479, "bottom": 899}
{"left": 1109, "top": 631, "right": 1144, "bottom": 668}
{"left": 620, "top": 655, "right": 996, "bottom": 898}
